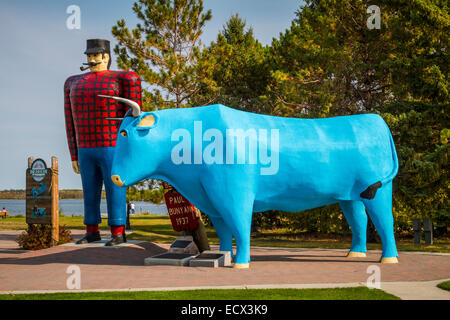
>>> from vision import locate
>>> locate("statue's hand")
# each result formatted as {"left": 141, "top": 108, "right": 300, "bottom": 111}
{"left": 72, "top": 161, "right": 80, "bottom": 174}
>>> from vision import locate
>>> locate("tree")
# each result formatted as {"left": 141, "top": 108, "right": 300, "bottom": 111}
{"left": 112, "top": 0, "right": 212, "bottom": 110}
{"left": 193, "top": 14, "right": 271, "bottom": 114}
{"left": 112, "top": 0, "right": 213, "bottom": 204}
{"left": 381, "top": 102, "right": 449, "bottom": 236}
{"left": 267, "top": 0, "right": 449, "bottom": 117}
{"left": 126, "top": 180, "right": 165, "bottom": 204}
{"left": 262, "top": 0, "right": 449, "bottom": 235}
{"left": 384, "top": 0, "right": 449, "bottom": 104}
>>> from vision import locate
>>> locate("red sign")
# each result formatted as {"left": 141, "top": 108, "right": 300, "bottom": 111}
{"left": 163, "top": 182, "right": 200, "bottom": 232}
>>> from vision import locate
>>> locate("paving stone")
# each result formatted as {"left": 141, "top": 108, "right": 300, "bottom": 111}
{"left": 189, "top": 251, "right": 232, "bottom": 268}
{"left": 144, "top": 252, "right": 198, "bottom": 266}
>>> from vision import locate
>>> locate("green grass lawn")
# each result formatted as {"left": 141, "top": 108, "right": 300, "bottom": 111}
{"left": 1, "top": 214, "right": 449, "bottom": 253}
{"left": 437, "top": 281, "right": 450, "bottom": 291}
{"left": 0, "top": 287, "right": 399, "bottom": 300}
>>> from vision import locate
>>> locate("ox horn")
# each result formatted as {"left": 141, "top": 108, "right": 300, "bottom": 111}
{"left": 98, "top": 95, "right": 141, "bottom": 117}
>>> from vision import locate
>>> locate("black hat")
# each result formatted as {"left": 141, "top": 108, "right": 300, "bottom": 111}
{"left": 84, "top": 39, "right": 110, "bottom": 55}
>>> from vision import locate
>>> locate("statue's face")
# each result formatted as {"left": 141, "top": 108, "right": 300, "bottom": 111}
{"left": 87, "top": 52, "right": 109, "bottom": 72}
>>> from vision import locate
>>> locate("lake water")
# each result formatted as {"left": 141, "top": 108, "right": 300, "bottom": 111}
{"left": 0, "top": 199, "right": 168, "bottom": 216}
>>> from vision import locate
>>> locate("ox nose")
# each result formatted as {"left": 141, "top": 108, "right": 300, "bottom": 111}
{"left": 111, "top": 175, "right": 124, "bottom": 187}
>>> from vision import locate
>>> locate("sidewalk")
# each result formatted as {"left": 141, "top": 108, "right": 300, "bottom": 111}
{"left": 380, "top": 279, "right": 450, "bottom": 300}
{"left": 0, "top": 230, "right": 449, "bottom": 299}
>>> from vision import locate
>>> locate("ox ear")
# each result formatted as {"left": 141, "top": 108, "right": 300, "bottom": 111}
{"left": 136, "top": 114, "right": 157, "bottom": 130}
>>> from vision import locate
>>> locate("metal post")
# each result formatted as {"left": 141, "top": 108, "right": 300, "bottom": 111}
{"left": 412, "top": 218, "right": 421, "bottom": 245}
{"left": 367, "top": 214, "right": 377, "bottom": 243}
{"left": 423, "top": 218, "right": 433, "bottom": 245}
{"left": 126, "top": 202, "right": 131, "bottom": 230}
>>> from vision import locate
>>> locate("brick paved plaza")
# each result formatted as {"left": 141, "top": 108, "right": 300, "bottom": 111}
{"left": 0, "top": 230, "right": 449, "bottom": 296}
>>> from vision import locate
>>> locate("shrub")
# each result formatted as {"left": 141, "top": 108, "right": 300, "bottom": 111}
{"left": 17, "top": 225, "right": 73, "bottom": 250}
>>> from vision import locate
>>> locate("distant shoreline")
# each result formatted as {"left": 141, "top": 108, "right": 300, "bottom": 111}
{"left": 0, "top": 189, "right": 105, "bottom": 200}
{"left": 0, "top": 199, "right": 168, "bottom": 216}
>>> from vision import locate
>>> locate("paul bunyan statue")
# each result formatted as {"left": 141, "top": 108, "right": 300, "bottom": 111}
{"left": 64, "top": 39, "right": 142, "bottom": 246}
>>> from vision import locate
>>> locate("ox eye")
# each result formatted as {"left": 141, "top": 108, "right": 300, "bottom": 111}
{"left": 120, "top": 130, "right": 128, "bottom": 137}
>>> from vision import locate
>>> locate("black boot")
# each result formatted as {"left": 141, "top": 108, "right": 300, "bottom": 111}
{"left": 75, "top": 231, "right": 101, "bottom": 244}
{"left": 105, "top": 233, "right": 127, "bottom": 246}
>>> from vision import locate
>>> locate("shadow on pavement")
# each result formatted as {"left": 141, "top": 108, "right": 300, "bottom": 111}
{"left": 0, "top": 242, "right": 167, "bottom": 266}
{"left": 251, "top": 254, "right": 376, "bottom": 263}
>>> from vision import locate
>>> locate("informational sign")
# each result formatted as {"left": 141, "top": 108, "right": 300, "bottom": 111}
{"left": 162, "top": 181, "right": 200, "bottom": 232}
{"left": 30, "top": 159, "right": 48, "bottom": 182}
{"left": 26, "top": 157, "right": 59, "bottom": 243}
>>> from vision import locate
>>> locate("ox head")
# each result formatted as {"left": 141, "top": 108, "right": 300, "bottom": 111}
{"left": 98, "top": 95, "right": 166, "bottom": 187}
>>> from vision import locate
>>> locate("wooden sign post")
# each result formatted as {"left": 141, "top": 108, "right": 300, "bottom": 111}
{"left": 26, "top": 156, "right": 59, "bottom": 245}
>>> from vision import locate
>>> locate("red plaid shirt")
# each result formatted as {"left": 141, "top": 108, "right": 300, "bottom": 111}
{"left": 64, "top": 70, "right": 142, "bottom": 161}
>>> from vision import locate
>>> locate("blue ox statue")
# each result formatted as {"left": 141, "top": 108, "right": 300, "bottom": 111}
{"left": 101, "top": 95, "right": 399, "bottom": 268}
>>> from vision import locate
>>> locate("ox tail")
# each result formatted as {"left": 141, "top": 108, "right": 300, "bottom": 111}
{"left": 360, "top": 126, "right": 399, "bottom": 200}
{"left": 380, "top": 129, "right": 399, "bottom": 185}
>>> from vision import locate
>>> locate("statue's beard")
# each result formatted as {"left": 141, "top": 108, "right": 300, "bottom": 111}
{"left": 80, "top": 61, "right": 101, "bottom": 71}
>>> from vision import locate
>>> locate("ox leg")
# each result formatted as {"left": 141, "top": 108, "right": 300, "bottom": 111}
{"left": 227, "top": 214, "right": 252, "bottom": 268}
{"left": 216, "top": 202, "right": 253, "bottom": 268}
{"left": 339, "top": 200, "right": 367, "bottom": 257}
{"left": 362, "top": 182, "right": 399, "bottom": 263}
{"left": 201, "top": 174, "right": 253, "bottom": 268}
{"left": 208, "top": 215, "right": 234, "bottom": 258}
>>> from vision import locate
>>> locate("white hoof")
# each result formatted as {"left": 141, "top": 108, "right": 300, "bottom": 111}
{"left": 347, "top": 251, "right": 367, "bottom": 258}
{"left": 380, "top": 257, "right": 398, "bottom": 264}
{"left": 233, "top": 263, "right": 250, "bottom": 269}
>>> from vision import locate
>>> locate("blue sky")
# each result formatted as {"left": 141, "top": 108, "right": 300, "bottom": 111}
{"left": 0, "top": 0, "right": 302, "bottom": 190}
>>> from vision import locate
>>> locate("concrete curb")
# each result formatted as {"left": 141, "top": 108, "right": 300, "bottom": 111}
{"left": 1, "top": 279, "right": 449, "bottom": 300}
{"left": 0, "top": 282, "right": 365, "bottom": 295}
